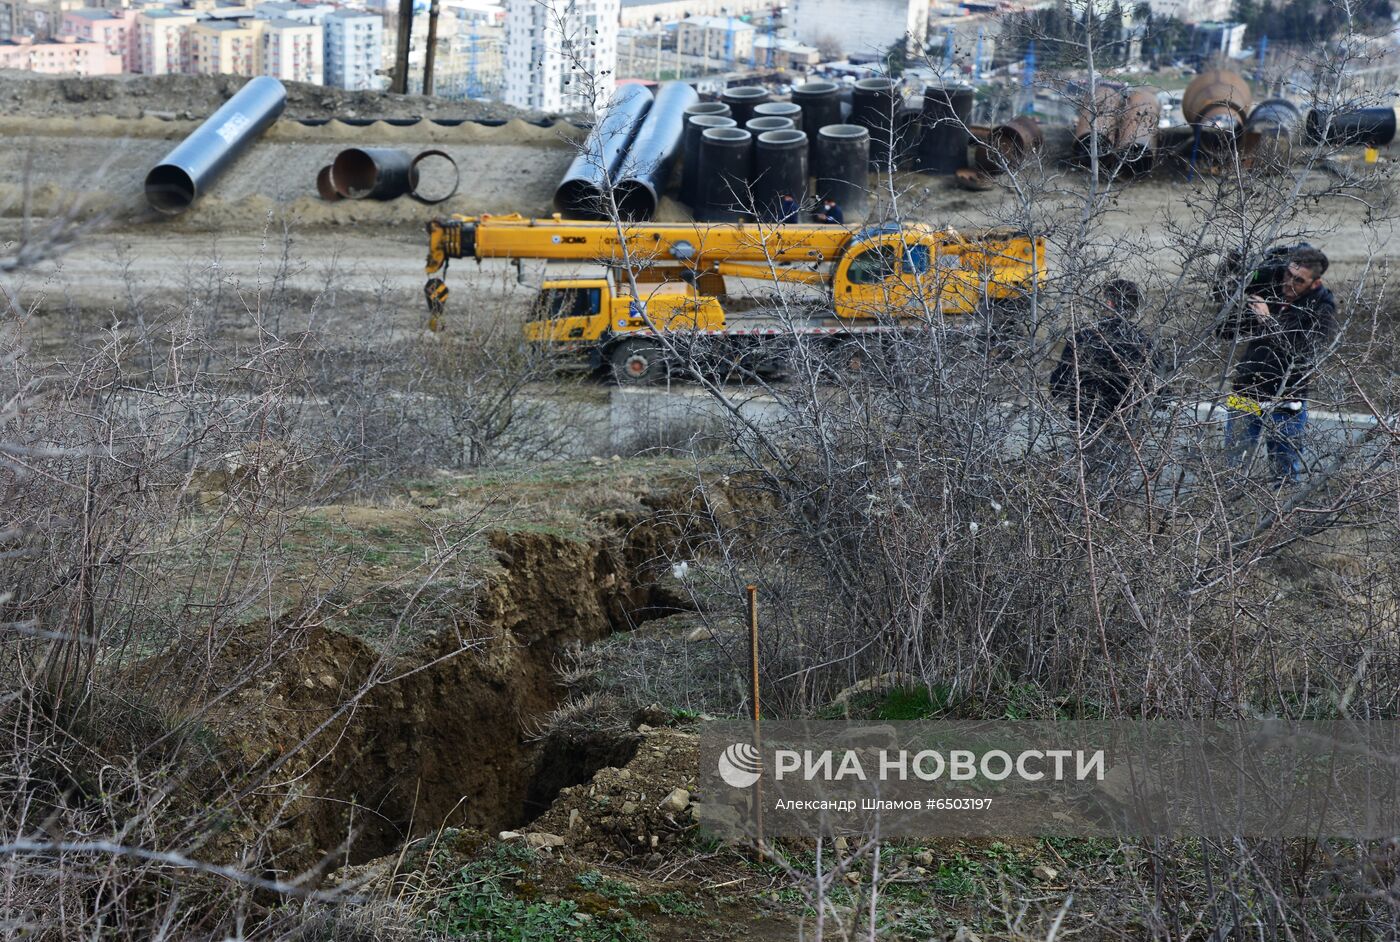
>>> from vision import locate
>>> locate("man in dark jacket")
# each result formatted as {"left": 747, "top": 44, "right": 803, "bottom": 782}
{"left": 777, "top": 192, "right": 800, "bottom": 223}
{"left": 814, "top": 197, "right": 844, "bottom": 225}
{"left": 1050, "top": 278, "right": 1155, "bottom": 438}
{"left": 1223, "top": 246, "right": 1337, "bottom": 484}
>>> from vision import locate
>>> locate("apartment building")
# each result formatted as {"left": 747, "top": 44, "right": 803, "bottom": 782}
{"left": 323, "top": 8, "right": 382, "bottom": 89}
{"left": 189, "top": 17, "right": 263, "bottom": 76}
{"left": 61, "top": 6, "right": 138, "bottom": 71}
{"left": 260, "top": 16, "right": 321, "bottom": 83}
{"left": 137, "top": 7, "right": 199, "bottom": 74}
{"left": 503, "top": 0, "right": 618, "bottom": 113}
{"left": 0, "top": 34, "right": 121, "bottom": 73}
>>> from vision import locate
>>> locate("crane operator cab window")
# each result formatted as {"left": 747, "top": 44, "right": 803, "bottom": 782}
{"left": 846, "top": 245, "right": 901, "bottom": 285}
{"left": 537, "top": 287, "right": 602, "bottom": 319}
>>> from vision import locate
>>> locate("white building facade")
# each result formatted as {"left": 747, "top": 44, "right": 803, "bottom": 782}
{"left": 323, "top": 8, "right": 382, "bottom": 89}
{"left": 791, "top": 0, "right": 927, "bottom": 58}
{"left": 262, "top": 17, "right": 322, "bottom": 84}
{"left": 503, "top": 0, "right": 618, "bottom": 113}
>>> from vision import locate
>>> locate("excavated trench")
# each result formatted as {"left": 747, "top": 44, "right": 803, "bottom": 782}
{"left": 222, "top": 499, "right": 699, "bottom": 873}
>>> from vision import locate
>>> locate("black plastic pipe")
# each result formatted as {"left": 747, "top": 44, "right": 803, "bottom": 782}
{"left": 814, "top": 123, "right": 869, "bottom": 217}
{"left": 918, "top": 82, "right": 973, "bottom": 174}
{"left": 792, "top": 81, "right": 842, "bottom": 154}
{"left": 850, "top": 77, "right": 900, "bottom": 168}
{"left": 554, "top": 83, "right": 653, "bottom": 218}
{"left": 699, "top": 126, "right": 753, "bottom": 222}
{"left": 754, "top": 101, "right": 803, "bottom": 132}
{"left": 722, "top": 85, "right": 770, "bottom": 128}
{"left": 331, "top": 147, "right": 419, "bottom": 200}
{"left": 1305, "top": 107, "right": 1398, "bottom": 147}
{"left": 752, "top": 129, "right": 808, "bottom": 222}
{"left": 613, "top": 81, "right": 700, "bottom": 220}
{"left": 682, "top": 112, "right": 735, "bottom": 209}
{"left": 145, "top": 76, "right": 286, "bottom": 214}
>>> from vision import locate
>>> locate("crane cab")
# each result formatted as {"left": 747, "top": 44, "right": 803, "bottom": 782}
{"left": 524, "top": 277, "right": 726, "bottom": 344}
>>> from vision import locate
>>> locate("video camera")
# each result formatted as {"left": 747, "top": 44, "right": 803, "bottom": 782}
{"left": 1212, "top": 242, "right": 1312, "bottom": 339}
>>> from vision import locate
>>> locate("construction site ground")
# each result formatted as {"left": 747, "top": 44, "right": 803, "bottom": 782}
{"left": 6, "top": 76, "right": 1398, "bottom": 940}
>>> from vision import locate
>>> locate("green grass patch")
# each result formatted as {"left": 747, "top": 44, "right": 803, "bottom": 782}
{"left": 432, "top": 847, "right": 650, "bottom": 942}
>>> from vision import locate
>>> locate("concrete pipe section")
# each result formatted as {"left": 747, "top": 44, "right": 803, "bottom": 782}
{"left": 792, "top": 81, "right": 842, "bottom": 156}
{"left": 850, "top": 77, "right": 901, "bottom": 168}
{"left": 745, "top": 115, "right": 795, "bottom": 136}
{"left": 814, "top": 123, "right": 869, "bottom": 217}
{"left": 682, "top": 114, "right": 736, "bottom": 211}
{"left": 917, "top": 82, "right": 973, "bottom": 174}
{"left": 753, "top": 101, "right": 804, "bottom": 132}
{"left": 721, "top": 85, "right": 770, "bottom": 128}
{"left": 752, "top": 129, "right": 808, "bottom": 223}
{"left": 145, "top": 76, "right": 286, "bottom": 214}
{"left": 613, "top": 81, "right": 700, "bottom": 220}
{"left": 699, "top": 126, "right": 754, "bottom": 222}
{"left": 554, "top": 83, "right": 653, "bottom": 219}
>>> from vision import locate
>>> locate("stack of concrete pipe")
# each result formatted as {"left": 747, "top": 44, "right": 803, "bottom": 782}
{"left": 674, "top": 84, "right": 870, "bottom": 223}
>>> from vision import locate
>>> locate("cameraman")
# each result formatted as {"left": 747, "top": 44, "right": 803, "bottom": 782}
{"left": 1219, "top": 245, "right": 1337, "bottom": 485}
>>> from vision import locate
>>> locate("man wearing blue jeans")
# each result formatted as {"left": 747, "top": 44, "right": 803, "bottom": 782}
{"left": 1221, "top": 246, "right": 1337, "bottom": 485}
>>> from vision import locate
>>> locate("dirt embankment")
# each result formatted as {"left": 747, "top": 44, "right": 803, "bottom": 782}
{"left": 0, "top": 70, "right": 559, "bottom": 123}
{"left": 203, "top": 487, "right": 699, "bottom": 874}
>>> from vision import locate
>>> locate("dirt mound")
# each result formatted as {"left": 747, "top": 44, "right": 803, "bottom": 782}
{"left": 0, "top": 70, "right": 559, "bottom": 123}
{"left": 523, "top": 727, "right": 701, "bottom": 862}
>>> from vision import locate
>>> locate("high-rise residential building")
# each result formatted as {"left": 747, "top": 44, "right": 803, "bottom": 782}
{"left": 188, "top": 18, "right": 263, "bottom": 76}
{"left": 261, "top": 16, "right": 321, "bottom": 83}
{"left": 503, "top": 0, "right": 618, "bottom": 113}
{"left": 0, "top": 34, "right": 122, "bottom": 73}
{"left": 323, "top": 8, "right": 382, "bottom": 89}
{"left": 61, "top": 7, "right": 139, "bottom": 72}
{"left": 136, "top": 7, "right": 198, "bottom": 74}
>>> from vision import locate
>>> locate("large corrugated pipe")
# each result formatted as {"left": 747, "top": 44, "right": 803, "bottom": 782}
{"left": 554, "top": 84, "right": 654, "bottom": 219}
{"left": 144, "top": 76, "right": 286, "bottom": 214}
{"left": 613, "top": 81, "right": 700, "bottom": 221}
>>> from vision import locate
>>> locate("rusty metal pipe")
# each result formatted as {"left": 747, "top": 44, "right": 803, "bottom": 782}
{"left": 1182, "top": 69, "right": 1252, "bottom": 132}
{"left": 975, "top": 116, "right": 1043, "bottom": 174}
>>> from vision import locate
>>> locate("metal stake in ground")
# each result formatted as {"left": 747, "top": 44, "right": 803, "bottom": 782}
{"left": 747, "top": 583, "right": 765, "bottom": 859}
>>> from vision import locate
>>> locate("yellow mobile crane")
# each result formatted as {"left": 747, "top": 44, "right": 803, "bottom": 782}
{"left": 424, "top": 214, "right": 1044, "bottom": 382}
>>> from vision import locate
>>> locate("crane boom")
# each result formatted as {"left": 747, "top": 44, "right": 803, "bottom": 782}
{"left": 425, "top": 213, "right": 905, "bottom": 274}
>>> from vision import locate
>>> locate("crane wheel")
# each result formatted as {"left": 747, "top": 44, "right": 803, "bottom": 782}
{"left": 608, "top": 339, "right": 664, "bottom": 385}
